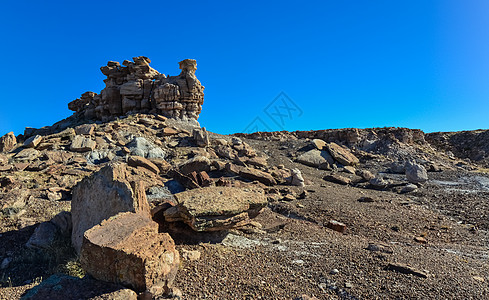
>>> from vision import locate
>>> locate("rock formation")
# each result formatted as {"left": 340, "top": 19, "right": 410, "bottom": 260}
{"left": 68, "top": 56, "right": 204, "bottom": 122}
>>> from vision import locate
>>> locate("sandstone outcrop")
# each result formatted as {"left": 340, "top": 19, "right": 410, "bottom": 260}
{"left": 81, "top": 212, "right": 179, "bottom": 296}
{"left": 71, "top": 163, "right": 151, "bottom": 253}
{"left": 164, "top": 187, "right": 267, "bottom": 231}
{"left": 0, "top": 132, "right": 16, "bottom": 153}
{"left": 68, "top": 57, "right": 204, "bottom": 122}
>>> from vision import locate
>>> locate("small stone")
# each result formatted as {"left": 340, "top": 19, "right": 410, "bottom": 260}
{"left": 70, "top": 135, "right": 96, "bottom": 152}
{"left": 323, "top": 174, "right": 351, "bottom": 185}
{"left": 385, "top": 263, "right": 428, "bottom": 278}
{"left": 401, "top": 183, "right": 418, "bottom": 193}
{"left": 330, "top": 268, "right": 339, "bottom": 275}
{"left": 414, "top": 236, "right": 427, "bottom": 244}
{"left": 181, "top": 249, "right": 201, "bottom": 261}
{"left": 290, "top": 168, "right": 305, "bottom": 187}
{"left": 282, "top": 194, "right": 296, "bottom": 201}
{"left": 327, "top": 220, "right": 347, "bottom": 233}
{"left": 358, "top": 196, "right": 375, "bottom": 203}
{"left": 342, "top": 166, "right": 356, "bottom": 174}
{"left": 344, "top": 282, "right": 353, "bottom": 288}
{"left": 473, "top": 276, "right": 485, "bottom": 282}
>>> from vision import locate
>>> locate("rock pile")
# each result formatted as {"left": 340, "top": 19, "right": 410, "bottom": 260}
{"left": 68, "top": 57, "right": 204, "bottom": 122}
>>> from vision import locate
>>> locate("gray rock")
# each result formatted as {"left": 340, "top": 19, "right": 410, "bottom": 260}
{"left": 21, "top": 274, "right": 138, "bottom": 300}
{"left": 86, "top": 150, "right": 116, "bottom": 164}
{"left": 297, "top": 149, "right": 334, "bottom": 169}
{"left": 126, "top": 137, "right": 165, "bottom": 159}
{"left": 14, "top": 148, "right": 40, "bottom": 161}
{"left": 75, "top": 124, "right": 96, "bottom": 135}
{"left": 26, "top": 222, "right": 58, "bottom": 249}
{"left": 401, "top": 183, "right": 418, "bottom": 193}
{"left": 290, "top": 168, "right": 305, "bottom": 187}
{"left": 369, "top": 177, "right": 389, "bottom": 189}
{"left": 390, "top": 161, "right": 406, "bottom": 174}
{"left": 405, "top": 161, "right": 428, "bottom": 184}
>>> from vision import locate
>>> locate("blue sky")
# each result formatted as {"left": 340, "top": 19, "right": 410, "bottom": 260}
{"left": 1, "top": 0, "right": 488, "bottom": 136}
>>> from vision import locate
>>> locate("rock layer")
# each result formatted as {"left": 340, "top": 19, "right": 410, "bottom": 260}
{"left": 68, "top": 57, "right": 204, "bottom": 122}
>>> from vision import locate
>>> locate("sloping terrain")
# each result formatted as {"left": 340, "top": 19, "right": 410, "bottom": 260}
{"left": 0, "top": 116, "right": 488, "bottom": 299}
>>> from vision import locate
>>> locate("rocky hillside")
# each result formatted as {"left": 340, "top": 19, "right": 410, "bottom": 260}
{"left": 0, "top": 57, "right": 488, "bottom": 299}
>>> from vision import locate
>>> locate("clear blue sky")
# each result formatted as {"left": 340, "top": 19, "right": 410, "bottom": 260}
{"left": 1, "top": 0, "right": 488, "bottom": 136}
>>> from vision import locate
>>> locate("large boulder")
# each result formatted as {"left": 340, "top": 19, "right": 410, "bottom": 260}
{"left": 296, "top": 149, "right": 334, "bottom": 169}
{"left": 81, "top": 212, "right": 179, "bottom": 295}
{"left": 405, "top": 161, "right": 428, "bottom": 184}
{"left": 0, "top": 132, "right": 16, "bottom": 153}
{"left": 164, "top": 187, "right": 267, "bottom": 231}
{"left": 71, "top": 163, "right": 151, "bottom": 253}
{"left": 325, "top": 142, "right": 359, "bottom": 166}
{"left": 23, "top": 135, "right": 42, "bottom": 148}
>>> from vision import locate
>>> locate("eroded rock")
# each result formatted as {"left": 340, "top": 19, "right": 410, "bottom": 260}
{"left": 81, "top": 212, "right": 179, "bottom": 295}
{"left": 164, "top": 187, "right": 267, "bottom": 231}
{"left": 71, "top": 163, "right": 151, "bottom": 253}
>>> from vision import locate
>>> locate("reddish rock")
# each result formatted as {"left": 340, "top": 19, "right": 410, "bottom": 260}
{"left": 75, "top": 123, "right": 96, "bottom": 135}
{"left": 127, "top": 156, "right": 160, "bottom": 174}
{"left": 327, "top": 220, "right": 347, "bottom": 233}
{"left": 81, "top": 212, "right": 179, "bottom": 295}
{"left": 148, "top": 158, "right": 172, "bottom": 174}
{"left": 326, "top": 142, "right": 359, "bottom": 166}
{"left": 71, "top": 163, "right": 151, "bottom": 253}
{"left": 323, "top": 174, "right": 351, "bottom": 185}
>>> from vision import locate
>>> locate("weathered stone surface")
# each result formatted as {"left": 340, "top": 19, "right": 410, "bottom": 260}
{"left": 14, "top": 148, "right": 40, "bottom": 161}
{"left": 405, "top": 161, "right": 428, "bottom": 184}
{"left": 356, "top": 169, "right": 375, "bottom": 181}
{"left": 148, "top": 158, "right": 172, "bottom": 174}
{"left": 126, "top": 137, "right": 165, "bottom": 159}
{"left": 0, "top": 153, "right": 7, "bottom": 165}
{"left": 385, "top": 263, "right": 428, "bottom": 278}
{"left": 311, "top": 138, "right": 326, "bottom": 150}
{"left": 179, "top": 155, "right": 211, "bottom": 175}
{"left": 23, "top": 135, "right": 42, "bottom": 148}
{"left": 81, "top": 212, "right": 179, "bottom": 294}
{"left": 68, "top": 57, "right": 204, "bottom": 121}
{"left": 75, "top": 123, "right": 96, "bottom": 135}
{"left": 297, "top": 149, "right": 334, "bottom": 169}
{"left": 164, "top": 187, "right": 267, "bottom": 231}
{"left": 323, "top": 174, "right": 351, "bottom": 185}
{"left": 0, "top": 132, "right": 16, "bottom": 153}
{"left": 127, "top": 155, "right": 159, "bottom": 174}
{"left": 193, "top": 127, "right": 209, "bottom": 147}
{"left": 239, "top": 167, "right": 277, "bottom": 186}
{"left": 71, "top": 163, "right": 151, "bottom": 253}
{"left": 21, "top": 274, "right": 137, "bottom": 300}
{"left": 325, "top": 142, "right": 359, "bottom": 166}
{"left": 290, "top": 168, "right": 305, "bottom": 187}
{"left": 70, "top": 135, "right": 96, "bottom": 152}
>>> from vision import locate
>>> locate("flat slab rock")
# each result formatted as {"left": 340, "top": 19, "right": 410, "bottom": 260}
{"left": 164, "top": 186, "right": 267, "bottom": 231}
{"left": 21, "top": 274, "right": 137, "bottom": 300}
{"left": 81, "top": 212, "right": 179, "bottom": 295}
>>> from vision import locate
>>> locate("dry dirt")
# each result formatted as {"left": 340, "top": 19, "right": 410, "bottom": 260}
{"left": 1, "top": 118, "right": 488, "bottom": 299}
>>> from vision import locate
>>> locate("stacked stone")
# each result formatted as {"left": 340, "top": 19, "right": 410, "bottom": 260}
{"left": 68, "top": 56, "right": 204, "bottom": 122}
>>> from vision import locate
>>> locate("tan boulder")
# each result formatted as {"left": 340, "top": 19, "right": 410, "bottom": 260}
{"left": 326, "top": 142, "right": 359, "bottom": 166}
{"left": 70, "top": 135, "right": 97, "bottom": 152}
{"left": 0, "top": 132, "right": 17, "bottom": 153}
{"left": 164, "top": 186, "right": 267, "bottom": 231}
{"left": 23, "top": 135, "right": 42, "bottom": 148}
{"left": 81, "top": 212, "right": 179, "bottom": 295}
{"left": 71, "top": 163, "right": 150, "bottom": 253}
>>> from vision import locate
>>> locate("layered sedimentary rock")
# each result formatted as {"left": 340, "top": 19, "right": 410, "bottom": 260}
{"left": 68, "top": 56, "right": 204, "bottom": 122}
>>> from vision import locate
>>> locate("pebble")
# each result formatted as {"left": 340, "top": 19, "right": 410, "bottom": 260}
{"left": 330, "top": 268, "right": 339, "bottom": 275}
